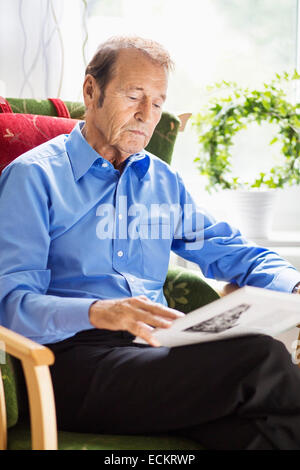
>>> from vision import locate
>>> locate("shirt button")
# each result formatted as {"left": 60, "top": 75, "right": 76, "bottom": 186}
{"left": 118, "top": 214, "right": 123, "bottom": 220}
{"left": 130, "top": 277, "right": 135, "bottom": 282}
{"left": 102, "top": 162, "right": 108, "bottom": 168}
{"left": 117, "top": 250, "right": 123, "bottom": 257}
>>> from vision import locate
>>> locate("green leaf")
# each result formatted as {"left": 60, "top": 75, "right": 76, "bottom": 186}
{"left": 174, "top": 296, "right": 188, "bottom": 305}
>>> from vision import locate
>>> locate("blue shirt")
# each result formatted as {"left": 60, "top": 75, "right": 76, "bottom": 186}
{"left": 1, "top": 122, "right": 300, "bottom": 344}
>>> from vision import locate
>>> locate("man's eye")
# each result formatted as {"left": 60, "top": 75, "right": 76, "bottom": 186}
{"left": 128, "top": 96, "right": 138, "bottom": 101}
{"left": 153, "top": 103, "right": 161, "bottom": 109}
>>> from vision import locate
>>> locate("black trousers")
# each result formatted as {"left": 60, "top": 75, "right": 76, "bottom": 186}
{"left": 45, "top": 329, "right": 300, "bottom": 450}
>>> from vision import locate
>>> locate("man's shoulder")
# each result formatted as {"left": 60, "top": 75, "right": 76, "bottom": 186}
{"left": 7, "top": 134, "right": 69, "bottom": 172}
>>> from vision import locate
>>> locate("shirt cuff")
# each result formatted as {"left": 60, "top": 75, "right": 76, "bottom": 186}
{"left": 53, "top": 297, "right": 96, "bottom": 333}
{"left": 267, "top": 268, "right": 300, "bottom": 293}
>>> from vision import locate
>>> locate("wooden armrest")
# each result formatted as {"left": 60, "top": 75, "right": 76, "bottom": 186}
{"left": 178, "top": 113, "right": 192, "bottom": 132}
{"left": 0, "top": 326, "right": 57, "bottom": 450}
{"left": 0, "top": 326, "right": 54, "bottom": 366}
{"left": 218, "top": 283, "right": 241, "bottom": 297}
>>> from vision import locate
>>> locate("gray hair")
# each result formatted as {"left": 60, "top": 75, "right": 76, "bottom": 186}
{"left": 85, "top": 36, "right": 174, "bottom": 106}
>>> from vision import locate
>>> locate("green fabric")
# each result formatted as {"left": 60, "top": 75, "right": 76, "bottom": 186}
{"left": 4, "top": 98, "right": 86, "bottom": 120}
{"left": 164, "top": 267, "right": 220, "bottom": 313}
{"left": 145, "top": 112, "right": 180, "bottom": 165}
{"left": 0, "top": 354, "right": 19, "bottom": 428}
{"left": 8, "top": 421, "right": 203, "bottom": 450}
{"left": 0, "top": 354, "right": 28, "bottom": 430}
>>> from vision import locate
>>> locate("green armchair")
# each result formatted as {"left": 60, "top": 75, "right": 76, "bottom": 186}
{"left": 0, "top": 97, "right": 222, "bottom": 450}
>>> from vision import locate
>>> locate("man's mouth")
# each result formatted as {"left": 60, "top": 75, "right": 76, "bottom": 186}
{"left": 128, "top": 130, "right": 147, "bottom": 137}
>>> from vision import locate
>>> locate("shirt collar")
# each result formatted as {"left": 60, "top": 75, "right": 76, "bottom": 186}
{"left": 127, "top": 151, "right": 150, "bottom": 180}
{"left": 65, "top": 122, "right": 150, "bottom": 181}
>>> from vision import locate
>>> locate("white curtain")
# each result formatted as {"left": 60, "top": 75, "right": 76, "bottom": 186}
{"left": 0, "top": 0, "right": 89, "bottom": 100}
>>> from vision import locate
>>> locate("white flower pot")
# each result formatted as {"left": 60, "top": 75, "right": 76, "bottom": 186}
{"left": 226, "top": 189, "right": 278, "bottom": 239}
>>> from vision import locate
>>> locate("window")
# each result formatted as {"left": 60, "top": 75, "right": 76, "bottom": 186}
{"left": 1, "top": 0, "right": 298, "bottom": 229}
{"left": 86, "top": 0, "right": 299, "bottom": 230}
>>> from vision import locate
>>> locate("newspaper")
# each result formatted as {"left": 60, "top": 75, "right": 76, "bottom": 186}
{"left": 134, "top": 286, "right": 300, "bottom": 348}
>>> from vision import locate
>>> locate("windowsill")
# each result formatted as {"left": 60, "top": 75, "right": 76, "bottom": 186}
{"left": 251, "top": 231, "right": 300, "bottom": 247}
{"left": 170, "top": 231, "right": 300, "bottom": 273}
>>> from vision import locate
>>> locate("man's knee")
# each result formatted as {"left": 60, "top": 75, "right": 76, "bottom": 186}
{"left": 252, "top": 334, "right": 291, "bottom": 364}
{"left": 239, "top": 334, "right": 293, "bottom": 373}
{"left": 216, "top": 334, "right": 295, "bottom": 391}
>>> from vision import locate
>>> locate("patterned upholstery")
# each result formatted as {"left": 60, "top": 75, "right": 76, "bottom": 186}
{"left": 0, "top": 113, "right": 78, "bottom": 174}
{"left": 164, "top": 267, "right": 219, "bottom": 312}
{"left": 0, "top": 97, "right": 219, "bottom": 449}
{"left": 0, "top": 356, "right": 19, "bottom": 428}
{"left": 2, "top": 98, "right": 85, "bottom": 119}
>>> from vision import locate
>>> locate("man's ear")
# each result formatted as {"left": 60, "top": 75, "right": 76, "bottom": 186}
{"left": 83, "top": 74, "right": 101, "bottom": 109}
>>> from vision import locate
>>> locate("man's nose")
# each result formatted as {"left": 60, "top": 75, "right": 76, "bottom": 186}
{"left": 135, "top": 98, "right": 152, "bottom": 123}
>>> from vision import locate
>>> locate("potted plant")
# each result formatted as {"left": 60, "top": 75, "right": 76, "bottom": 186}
{"left": 192, "top": 71, "right": 300, "bottom": 239}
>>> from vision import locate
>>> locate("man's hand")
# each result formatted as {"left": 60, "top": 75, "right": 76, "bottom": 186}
{"left": 88, "top": 295, "right": 185, "bottom": 347}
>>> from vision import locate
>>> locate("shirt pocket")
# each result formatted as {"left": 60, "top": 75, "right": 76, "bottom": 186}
{"left": 139, "top": 216, "right": 173, "bottom": 282}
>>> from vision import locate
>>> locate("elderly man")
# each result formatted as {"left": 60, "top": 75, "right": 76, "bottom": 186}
{"left": 1, "top": 36, "right": 300, "bottom": 450}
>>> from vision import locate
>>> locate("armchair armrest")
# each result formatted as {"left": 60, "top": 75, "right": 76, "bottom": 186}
{"left": 178, "top": 113, "right": 192, "bottom": 132}
{"left": 218, "top": 282, "right": 241, "bottom": 297}
{"left": 0, "top": 326, "right": 57, "bottom": 450}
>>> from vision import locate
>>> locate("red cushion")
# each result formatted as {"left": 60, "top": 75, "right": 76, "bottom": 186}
{"left": 0, "top": 113, "right": 78, "bottom": 175}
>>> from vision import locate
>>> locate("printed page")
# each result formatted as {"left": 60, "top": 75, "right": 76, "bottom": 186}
{"left": 134, "top": 286, "right": 300, "bottom": 347}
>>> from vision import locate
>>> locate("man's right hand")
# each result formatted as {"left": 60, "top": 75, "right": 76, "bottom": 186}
{"left": 88, "top": 295, "right": 185, "bottom": 347}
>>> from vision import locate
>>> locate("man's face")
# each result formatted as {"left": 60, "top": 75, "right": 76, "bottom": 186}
{"left": 84, "top": 49, "right": 168, "bottom": 159}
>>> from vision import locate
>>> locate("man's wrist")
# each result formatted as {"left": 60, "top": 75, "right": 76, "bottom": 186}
{"left": 88, "top": 300, "right": 99, "bottom": 324}
{"left": 292, "top": 282, "right": 300, "bottom": 294}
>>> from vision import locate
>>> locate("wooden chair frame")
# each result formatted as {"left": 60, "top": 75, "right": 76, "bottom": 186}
{"left": 0, "top": 326, "right": 57, "bottom": 450}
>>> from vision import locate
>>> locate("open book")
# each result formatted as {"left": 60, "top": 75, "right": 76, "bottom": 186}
{"left": 134, "top": 286, "right": 300, "bottom": 348}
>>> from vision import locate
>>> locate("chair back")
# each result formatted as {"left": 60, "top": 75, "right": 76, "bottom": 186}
{"left": 0, "top": 97, "right": 180, "bottom": 175}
